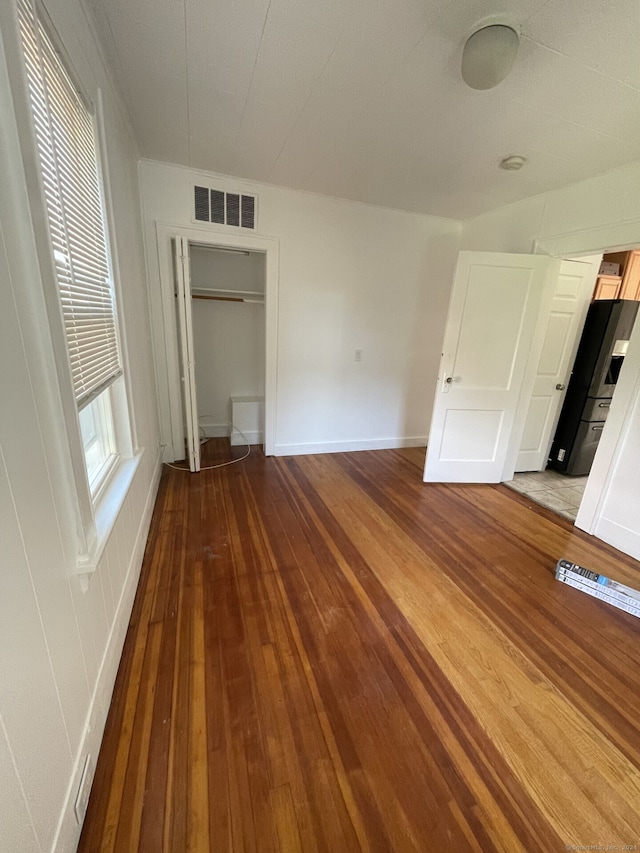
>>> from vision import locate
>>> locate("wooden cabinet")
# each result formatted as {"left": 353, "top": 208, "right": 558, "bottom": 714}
{"left": 619, "top": 251, "right": 640, "bottom": 300}
{"left": 595, "top": 250, "right": 640, "bottom": 301}
{"left": 593, "top": 275, "right": 621, "bottom": 300}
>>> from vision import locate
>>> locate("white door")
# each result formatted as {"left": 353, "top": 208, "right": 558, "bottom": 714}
{"left": 173, "top": 236, "right": 200, "bottom": 472}
{"left": 516, "top": 258, "right": 599, "bottom": 472}
{"left": 424, "top": 252, "right": 555, "bottom": 483}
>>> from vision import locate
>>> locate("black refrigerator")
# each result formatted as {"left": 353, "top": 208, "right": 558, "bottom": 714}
{"left": 548, "top": 299, "right": 638, "bottom": 476}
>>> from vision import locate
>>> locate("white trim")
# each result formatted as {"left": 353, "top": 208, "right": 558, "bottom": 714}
{"left": 95, "top": 88, "right": 136, "bottom": 455}
{"left": 592, "top": 517, "right": 640, "bottom": 563}
{"left": 77, "top": 450, "right": 143, "bottom": 581}
{"left": 230, "top": 430, "right": 263, "bottom": 446}
{"left": 576, "top": 336, "right": 640, "bottom": 534}
{"left": 198, "top": 424, "right": 265, "bottom": 445}
{"left": 198, "top": 422, "right": 229, "bottom": 438}
{"left": 275, "top": 436, "right": 427, "bottom": 456}
{"left": 155, "top": 222, "right": 279, "bottom": 458}
{"left": 174, "top": 235, "right": 200, "bottom": 472}
{"left": 52, "top": 449, "right": 162, "bottom": 852}
{"left": 535, "top": 218, "right": 640, "bottom": 259}
{"left": 154, "top": 225, "right": 183, "bottom": 459}
{"left": 198, "top": 422, "right": 267, "bottom": 445}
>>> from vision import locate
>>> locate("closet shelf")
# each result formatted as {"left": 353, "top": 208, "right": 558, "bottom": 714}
{"left": 189, "top": 287, "right": 265, "bottom": 304}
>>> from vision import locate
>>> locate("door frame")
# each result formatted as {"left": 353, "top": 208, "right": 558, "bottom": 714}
{"left": 173, "top": 235, "right": 200, "bottom": 471}
{"left": 156, "top": 222, "right": 279, "bottom": 459}
{"left": 535, "top": 227, "right": 640, "bottom": 540}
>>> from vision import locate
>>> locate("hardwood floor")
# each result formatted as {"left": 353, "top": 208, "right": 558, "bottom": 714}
{"left": 79, "top": 442, "right": 640, "bottom": 852}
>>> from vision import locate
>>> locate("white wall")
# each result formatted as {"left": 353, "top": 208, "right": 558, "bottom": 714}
{"left": 189, "top": 245, "right": 265, "bottom": 294}
{"left": 460, "top": 159, "right": 640, "bottom": 561}
{"left": 461, "top": 160, "right": 640, "bottom": 256}
{"left": 140, "top": 160, "right": 461, "bottom": 456}
{"left": 0, "top": 1, "right": 160, "bottom": 851}
{"left": 190, "top": 247, "right": 265, "bottom": 435}
{"left": 192, "top": 298, "right": 266, "bottom": 434}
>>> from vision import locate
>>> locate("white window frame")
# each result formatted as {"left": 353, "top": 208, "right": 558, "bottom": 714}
{"left": 9, "top": 0, "right": 139, "bottom": 575}
{"left": 79, "top": 386, "right": 118, "bottom": 496}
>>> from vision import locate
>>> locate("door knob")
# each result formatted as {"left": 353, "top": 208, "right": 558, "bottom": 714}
{"left": 555, "top": 383, "right": 566, "bottom": 391}
{"left": 445, "top": 376, "right": 453, "bottom": 384}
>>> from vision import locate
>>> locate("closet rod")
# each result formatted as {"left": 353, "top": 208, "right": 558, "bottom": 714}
{"left": 191, "top": 293, "right": 263, "bottom": 304}
{"left": 193, "top": 293, "right": 242, "bottom": 303}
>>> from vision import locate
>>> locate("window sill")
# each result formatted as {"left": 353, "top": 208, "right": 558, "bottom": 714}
{"left": 76, "top": 450, "right": 142, "bottom": 585}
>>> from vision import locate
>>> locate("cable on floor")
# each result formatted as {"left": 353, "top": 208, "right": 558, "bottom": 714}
{"left": 164, "top": 421, "right": 251, "bottom": 471}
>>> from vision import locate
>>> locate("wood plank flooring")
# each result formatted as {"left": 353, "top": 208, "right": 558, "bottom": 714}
{"left": 79, "top": 442, "right": 640, "bottom": 852}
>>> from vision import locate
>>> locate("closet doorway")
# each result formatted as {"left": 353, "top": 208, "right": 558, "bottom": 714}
{"left": 156, "top": 224, "right": 278, "bottom": 467}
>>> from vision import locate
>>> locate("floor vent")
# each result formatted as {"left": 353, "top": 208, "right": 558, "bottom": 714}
{"left": 194, "top": 185, "right": 256, "bottom": 230}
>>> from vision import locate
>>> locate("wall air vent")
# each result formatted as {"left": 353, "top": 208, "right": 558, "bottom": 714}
{"left": 193, "top": 185, "right": 257, "bottom": 230}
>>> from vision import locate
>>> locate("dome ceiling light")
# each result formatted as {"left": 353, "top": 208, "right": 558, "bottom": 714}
{"left": 461, "top": 23, "right": 520, "bottom": 90}
{"left": 499, "top": 155, "right": 527, "bottom": 170}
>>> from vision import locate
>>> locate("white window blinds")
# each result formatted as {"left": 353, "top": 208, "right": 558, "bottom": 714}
{"left": 18, "top": 0, "right": 122, "bottom": 409}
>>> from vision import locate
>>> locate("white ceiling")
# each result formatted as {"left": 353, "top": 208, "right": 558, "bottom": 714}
{"left": 87, "top": 0, "right": 640, "bottom": 219}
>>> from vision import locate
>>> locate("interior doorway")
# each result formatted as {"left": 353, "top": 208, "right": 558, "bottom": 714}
{"left": 505, "top": 247, "right": 640, "bottom": 522}
{"left": 156, "top": 223, "right": 279, "bottom": 464}
{"left": 189, "top": 244, "right": 265, "bottom": 449}
{"left": 174, "top": 237, "right": 266, "bottom": 471}
{"left": 505, "top": 470, "right": 589, "bottom": 521}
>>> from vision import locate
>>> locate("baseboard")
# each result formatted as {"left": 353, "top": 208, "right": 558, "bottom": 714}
{"left": 52, "top": 448, "right": 162, "bottom": 853}
{"left": 200, "top": 422, "right": 228, "bottom": 438}
{"left": 199, "top": 423, "right": 263, "bottom": 446}
{"left": 593, "top": 516, "right": 640, "bottom": 562}
{"left": 274, "top": 436, "right": 428, "bottom": 456}
{"left": 231, "top": 429, "right": 263, "bottom": 446}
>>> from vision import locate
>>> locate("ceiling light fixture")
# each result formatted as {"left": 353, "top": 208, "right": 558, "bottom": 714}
{"left": 461, "top": 22, "right": 520, "bottom": 90}
{"left": 499, "top": 154, "right": 527, "bottom": 170}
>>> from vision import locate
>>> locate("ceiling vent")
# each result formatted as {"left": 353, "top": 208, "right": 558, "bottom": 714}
{"left": 193, "top": 185, "right": 256, "bottom": 230}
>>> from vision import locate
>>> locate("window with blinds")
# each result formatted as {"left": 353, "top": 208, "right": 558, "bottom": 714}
{"left": 18, "top": 0, "right": 122, "bottom": 410}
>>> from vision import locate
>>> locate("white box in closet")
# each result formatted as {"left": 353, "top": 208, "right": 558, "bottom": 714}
{"left": 231, "top": 396, "right": 264, "bottom": 446}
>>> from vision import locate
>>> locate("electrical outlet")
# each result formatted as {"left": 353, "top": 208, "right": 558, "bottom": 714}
{"left": 74, "top": 754, "right": 93, "bottom": 824}
{"left": 354, "top": 349, "right": 362, "bottom": 362}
